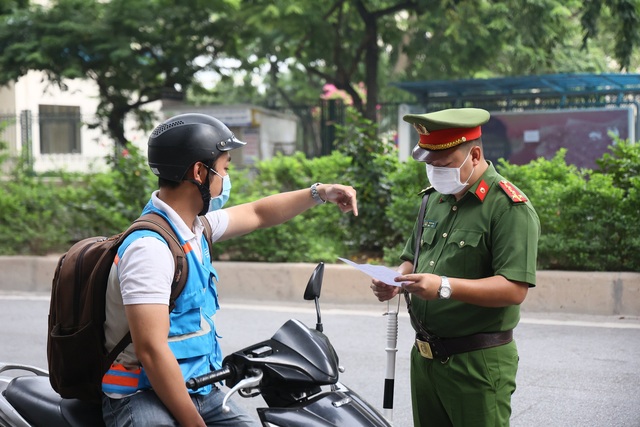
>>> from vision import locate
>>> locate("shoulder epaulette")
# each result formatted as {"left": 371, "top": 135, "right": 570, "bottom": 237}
{"left": 498, "top": 180, "right": 528, "bottom": 203}
{"left": 418, "top": 186, "right": 435, "bottom": 196}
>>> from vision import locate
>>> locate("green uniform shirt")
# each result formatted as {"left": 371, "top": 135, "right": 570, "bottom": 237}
{"left": 401, "top": 162, "right": 540, "bottom": 338}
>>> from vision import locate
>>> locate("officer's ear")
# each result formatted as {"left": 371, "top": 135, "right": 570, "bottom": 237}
{"left": 470, "top": 143, "right": 482, "bottom": 165}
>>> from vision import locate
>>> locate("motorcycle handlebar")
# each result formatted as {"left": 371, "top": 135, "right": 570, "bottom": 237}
{"left": 186, "top": 365, "right": 234, "bottom": 391}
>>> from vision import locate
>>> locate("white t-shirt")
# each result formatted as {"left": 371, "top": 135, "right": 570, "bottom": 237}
{"left": 104, "top": 191, "right": 229, "bottom": 367}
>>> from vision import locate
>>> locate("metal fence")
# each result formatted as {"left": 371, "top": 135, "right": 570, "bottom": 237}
{"left": 283, "top": 100, "right": 401, "bottom": 158}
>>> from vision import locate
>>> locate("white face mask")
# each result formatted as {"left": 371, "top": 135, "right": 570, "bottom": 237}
{"left": 425, "top": 149, "right": 475, "bottom": 195}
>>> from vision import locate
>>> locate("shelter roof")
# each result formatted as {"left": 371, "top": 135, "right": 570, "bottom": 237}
{"left": 393, "top": 73, "right": 640, "bottom": 104}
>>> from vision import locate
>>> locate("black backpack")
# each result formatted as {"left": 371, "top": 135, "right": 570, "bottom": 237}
{"left": 47, "top": 213, "right": 213, "bottom": 402}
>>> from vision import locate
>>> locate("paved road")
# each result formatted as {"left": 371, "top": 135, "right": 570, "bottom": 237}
{"left": 1, "top": 293, "right": 639, "bottom": 426}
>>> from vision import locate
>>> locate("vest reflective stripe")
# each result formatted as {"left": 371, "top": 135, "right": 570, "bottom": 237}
{"left": 102, "top": 364, "right": 142, "bottom": 395}
{"left": 182, "top": 242, "right": 193, "bottom": 254}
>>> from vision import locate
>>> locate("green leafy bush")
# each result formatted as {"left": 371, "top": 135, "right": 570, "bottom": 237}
{"left": 497, "top": 141, "right": 640, "bottom": 271}
{"left": 0, "top": 146, "right": 156, "bottom": 255}
{"left": 595, "top": 137, "right": 640, "bottom": 192}
{"left": 382, "top": 159, "right": 426, "bottom": 265}
{"left": 0, "top": 178, "right": 68, "bottom": 255}
{"left": 74, "top": 146, "right": 157, "bottom": 237}
{"left": 0, "top": 133, "right": 638, "bottom": 272}
{"left": 334, "top": 108, "right": 401, "bottom": 257}
{"left": 212, "top": 151, "right": 353, "bottom": 262}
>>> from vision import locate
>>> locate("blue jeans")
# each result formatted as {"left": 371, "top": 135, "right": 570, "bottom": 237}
{"left": 102, "top": 388, "right": 258, "bottom": 427}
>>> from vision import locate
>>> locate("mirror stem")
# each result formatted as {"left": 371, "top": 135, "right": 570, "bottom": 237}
{"left": 314, "top": 297, "right": 323, "bottom": 332}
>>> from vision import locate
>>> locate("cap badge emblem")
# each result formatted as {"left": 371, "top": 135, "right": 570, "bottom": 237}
{"left": 413, "top": 123, "right": 429, "bottom": 135}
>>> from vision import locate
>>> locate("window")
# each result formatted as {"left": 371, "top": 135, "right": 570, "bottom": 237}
{"left": 39, "top": 105, "right": 81, "bottom": 154}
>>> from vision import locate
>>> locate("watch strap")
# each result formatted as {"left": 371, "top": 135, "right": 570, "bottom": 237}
{"left": 438, "top": 276, "right": 451, "bottom": 299}
{"left": 310, "top": 182, "right": 325, "bottom": 204}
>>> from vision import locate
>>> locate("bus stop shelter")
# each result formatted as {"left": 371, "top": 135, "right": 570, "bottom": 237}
{"left": 393, "top": 73, "right": 640, "bottom": 168}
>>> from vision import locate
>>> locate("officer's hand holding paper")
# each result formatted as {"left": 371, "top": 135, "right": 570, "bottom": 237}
{"left": 338, "top": 257, "right": 406, "bottom": 286}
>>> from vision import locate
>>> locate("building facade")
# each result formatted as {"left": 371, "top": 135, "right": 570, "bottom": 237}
{"left": 0, "top": 73, "right": 298, "bottom": 174}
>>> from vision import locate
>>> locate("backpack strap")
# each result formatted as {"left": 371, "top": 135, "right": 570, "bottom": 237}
{"left": 136, "top": 214, "right": 215, "bottom": 304}
{"left": 104, "top": 213, "right": 190, "bottom": 372}
{"left": 132, "top": 213, "right": 189, "bottom": 310}
{"left": 199, "top": 215, "right": 214, "bottom": 256}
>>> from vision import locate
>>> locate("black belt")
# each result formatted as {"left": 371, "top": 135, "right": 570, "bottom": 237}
{"left": 415, "top": 330, "right": 513, "bottom": 360}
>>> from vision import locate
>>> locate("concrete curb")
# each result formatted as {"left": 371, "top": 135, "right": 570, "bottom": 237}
{"left": 0, "top": 256, "right": 639, "bottom": 316}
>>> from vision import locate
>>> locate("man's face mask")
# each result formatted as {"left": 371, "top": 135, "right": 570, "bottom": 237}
{"left": 193, "top": 164, "right": 232, "bottom": 215}
{"left": 425, "top": 148, "right": 475, "bottom": 195}
{"left": 208, "top": 173, "right": 231, "bottom": 212}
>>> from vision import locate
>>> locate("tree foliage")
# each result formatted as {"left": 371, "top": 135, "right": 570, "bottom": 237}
{"left": 230, "top": 0, "right": 640, "bottom": 115}
{"left": 0, "top": 0, "right": 242, "bottom": 148}
{"left": 0, "top": 0, "right": 27, "bottom": 15}
{"left": 581, "top": 0, "right": 640, "bottom": 71}
{"left": 0, "top": 0, "right": 638, "bottom": 157}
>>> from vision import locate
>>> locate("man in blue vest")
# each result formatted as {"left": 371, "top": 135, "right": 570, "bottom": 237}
{"left": 102, "top": 113, "right": 358, "bottom": 427}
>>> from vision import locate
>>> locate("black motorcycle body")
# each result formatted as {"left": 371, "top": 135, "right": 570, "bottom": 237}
{"left": 0, "top": 263, "right": 391, "bottom": 426}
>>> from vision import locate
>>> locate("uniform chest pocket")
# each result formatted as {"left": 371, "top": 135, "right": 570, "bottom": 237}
{"left": 448, "top": 229, "right": 483, "bottom": 249}
{"left": 419, "top": 226, "right": 437, "bottom": 247}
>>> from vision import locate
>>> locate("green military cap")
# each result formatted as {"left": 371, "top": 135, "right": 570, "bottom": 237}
{"left": 403, "top": 108, "right": 490, "bottom": 161}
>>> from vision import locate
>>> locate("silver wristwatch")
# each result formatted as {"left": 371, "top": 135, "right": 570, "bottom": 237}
{"left": 438, "top": 276, "right": 452, "bottom": 299}
{"left": 310, "top": 182, "right": 325, "bottom": 204}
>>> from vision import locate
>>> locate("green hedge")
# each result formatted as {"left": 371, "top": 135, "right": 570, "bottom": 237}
{"left": 497, "top": 144, "right": 640, "bottom": 271}
{"left": 213, "top": 151, "right": 353, "bottom": 262}
{"left": 0, "top": 146, "right": 156, "bottom": 255}
{"left": 0, "top": 137, "right": 638, "bottom": 271}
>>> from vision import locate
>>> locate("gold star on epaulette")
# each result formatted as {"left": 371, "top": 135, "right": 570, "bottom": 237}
{"left": 498, "top": 180, "right": 528, "bottom": 203}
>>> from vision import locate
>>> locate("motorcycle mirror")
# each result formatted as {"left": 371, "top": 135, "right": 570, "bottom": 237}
{"left": 304, "top": 262, "right": 324, "bottom": 332}
{"left": 303, "top": 262, "right": 324, "bottom": 301}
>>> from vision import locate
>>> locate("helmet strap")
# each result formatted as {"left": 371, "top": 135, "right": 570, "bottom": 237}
{"left": 188, "top": 166, "right": 212, "bottom": 216}
{"left": 188, "top": 179, "right": 211, "bottom": 216}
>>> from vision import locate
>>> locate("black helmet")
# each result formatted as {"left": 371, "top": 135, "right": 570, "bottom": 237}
{"left": 148, "top": 113, "right": 246, "bottom": 182}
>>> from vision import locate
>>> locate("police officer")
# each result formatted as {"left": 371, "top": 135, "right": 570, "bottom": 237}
{"left": 102, "top": 113, "right": 358, "bottom": 427}
{"left": 371, "top": 108, "right": 540, "bottom": 427}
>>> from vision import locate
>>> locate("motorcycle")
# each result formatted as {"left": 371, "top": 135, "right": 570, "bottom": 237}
{"left": 0, "top": 262, "right": 392, "bottom": 426}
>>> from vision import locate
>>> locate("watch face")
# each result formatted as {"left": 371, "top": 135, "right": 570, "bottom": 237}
{"left": 440, "top": 286, "right": 452, "bottom": 298}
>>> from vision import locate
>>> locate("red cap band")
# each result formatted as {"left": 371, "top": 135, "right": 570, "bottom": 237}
{"left": 418, "top": 126, "right": 482, "bottom": 151}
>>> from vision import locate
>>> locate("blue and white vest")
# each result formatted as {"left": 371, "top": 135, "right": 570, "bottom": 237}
{"left": 102, "top": 201, "right": 222, "bottom": 395}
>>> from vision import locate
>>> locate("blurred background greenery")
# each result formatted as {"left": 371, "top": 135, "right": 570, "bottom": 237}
{"left": 1, "top": 109, "right": 638, "bottom": 272}
{"left": 1, "top": 1, "right": 639, "bottom": 271}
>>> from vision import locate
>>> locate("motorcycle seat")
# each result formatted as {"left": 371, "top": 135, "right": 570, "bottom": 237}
{"left": 4, "top": 375, "right": 104, "bottom": 427}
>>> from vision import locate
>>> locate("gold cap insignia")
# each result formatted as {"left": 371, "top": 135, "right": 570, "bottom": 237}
{"left": 413, "top": 123, "right": 429, "bottom": 135}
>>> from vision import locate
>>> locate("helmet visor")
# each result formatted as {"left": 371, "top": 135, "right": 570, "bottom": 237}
{"left": 217, "top": 134, "right": 246, "bottom": 152}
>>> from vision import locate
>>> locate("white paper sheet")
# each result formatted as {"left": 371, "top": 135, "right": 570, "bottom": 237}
{"left": 338, "top": 257, "right": 405, "bottom": 287}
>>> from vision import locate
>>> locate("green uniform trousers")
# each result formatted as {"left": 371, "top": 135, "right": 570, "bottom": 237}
{"left": 410, "top": 340, "right": 518, "bottom": 427}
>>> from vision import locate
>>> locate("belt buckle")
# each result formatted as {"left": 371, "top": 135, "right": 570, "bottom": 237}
{"left": 416, "top": 338, "right": 433, "bottom": 359}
